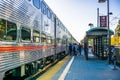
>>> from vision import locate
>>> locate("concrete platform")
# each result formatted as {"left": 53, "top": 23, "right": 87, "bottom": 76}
{"left": 52, "top": 54, "right": 120, "bottom": 80}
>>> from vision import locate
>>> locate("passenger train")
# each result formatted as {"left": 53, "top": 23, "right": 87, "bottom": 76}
{"left": 0, "top": 0, "right": 78, "bottom": 79}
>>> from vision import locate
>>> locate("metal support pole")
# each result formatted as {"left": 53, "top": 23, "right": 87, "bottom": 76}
{"left": 54, "top": 15, "right": 57, "bottom": 55}
{"left": 97, "top": 8, "right": 99, "bottom": 27}
{"left": 107, "top": 0, "right": 111, "bottom": 64}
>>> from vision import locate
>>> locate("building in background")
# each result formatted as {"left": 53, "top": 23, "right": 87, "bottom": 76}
{"left": 111, "top": 20, "right": 120, "bottom": 46}
{"left": 115, "top": 20, "right": 120, "bottom": 36}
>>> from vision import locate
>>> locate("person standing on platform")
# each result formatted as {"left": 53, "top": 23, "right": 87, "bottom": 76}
{"left": 73, "top": 43, "right": 78, "bottom": 56}
{"left": 84, "top": 42, "right": 88, "bottom": 60}
{"left": 72, "top": 43, "right": 75, "bottom": 56}
{"left": 69, "top": 43, "right": 72, "bottom": 56}
{"left": 78, "top": 43, "right": 82, "bottom": 55}
{"left": 88, "top": 46, "right": 92, "bottom": 54}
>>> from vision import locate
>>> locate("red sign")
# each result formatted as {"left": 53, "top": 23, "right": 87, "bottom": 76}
{"left": 100, "top": 16, "right": 107, "bottom": 27}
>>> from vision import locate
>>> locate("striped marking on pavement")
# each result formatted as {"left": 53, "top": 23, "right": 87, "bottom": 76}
{"left": 36, "top": 56, "right": 70, "bottom": 80}
{"left": 58, "top": 56, "right": 74, "bottom": 80}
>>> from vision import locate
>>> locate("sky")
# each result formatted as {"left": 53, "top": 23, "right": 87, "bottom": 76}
{"left": 44, "top": 0, "right": 120, "bottom": 42}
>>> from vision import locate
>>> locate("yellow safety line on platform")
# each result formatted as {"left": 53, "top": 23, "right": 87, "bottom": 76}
{"left": 37, "top": 56, "right": 70, "bottom": 80}
{"left": 58, "top": 56, "right": 74, "bottom": 80}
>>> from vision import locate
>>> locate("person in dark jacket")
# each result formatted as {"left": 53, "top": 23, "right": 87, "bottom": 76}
{"left": 69, "top": 43, "right": 72, "bottom": 56}
{"left": 78, "top": 43, "right": 82, "bottom": 55}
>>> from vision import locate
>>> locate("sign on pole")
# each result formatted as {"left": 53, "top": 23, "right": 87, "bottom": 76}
{"left": 100, "top": 16, "right": 107, "bottom": 27}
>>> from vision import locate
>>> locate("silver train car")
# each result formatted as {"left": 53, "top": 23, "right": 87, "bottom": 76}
{"left": 0, "top": 0, "right": 77, "bottom": 79}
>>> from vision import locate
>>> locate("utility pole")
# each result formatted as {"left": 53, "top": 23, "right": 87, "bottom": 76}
{"left": 98, "top": 0, "right": 111, "bottom": 63}
{"left": 97, "top": 8, "right": 99, "bottom": 27}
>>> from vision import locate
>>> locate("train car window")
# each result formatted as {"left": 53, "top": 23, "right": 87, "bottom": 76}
{"left": 47, "top": 8, "right": 51, "bottom": 19}
{"left": 47, "top": 36, "right": 51, "bottom": 44}
{"left": 51, "top": 38, "right": 54, "bottom": 45}
{"left": 21, "top": 27, "right": 31, "bottom": 41}
{"left": 6, "top": 21, "right": 17, "bottom": 41}
{"left": 56, "top": 19, "right": 59, "bottom": 26}
{"left": 59, "top": 22, "right": 61, "bottom": 27}
{"left": 33, "top": 30, "right": 40, "bottom": 43}
{"left": 61, "top": 24, "right": 63, "bottom": 30}
{"left": 41, "top": 33, "right": 46, "bottom": 44}
{"left": 0, "top": 19, "right": 17, "bottom": 41}
{"left": 51, "top": 14, "right": 54, "bottom": 22}
{"left": 41, "top": 1, "right": 46, "bottom": 15}
{"left": 63, "top": 26, "right": 65, "bottom": 32}
{"left": 57, "top": 21, "right": 59, "bottom": 26}
{"left": 62, "top": 39, "right": 66, "bottom": 44}
{"left": 33, "top": 0, "right": 40, "bottom": 9}
{"left": 0, "top": 19, "right": 6, "bottom": 41}
{"left": 56, "top": 38, "right": 61, "bottom": 44}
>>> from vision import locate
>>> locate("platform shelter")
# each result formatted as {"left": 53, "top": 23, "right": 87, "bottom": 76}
{"left": 84, "top": 27, "right": 114, "bottom": 60}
